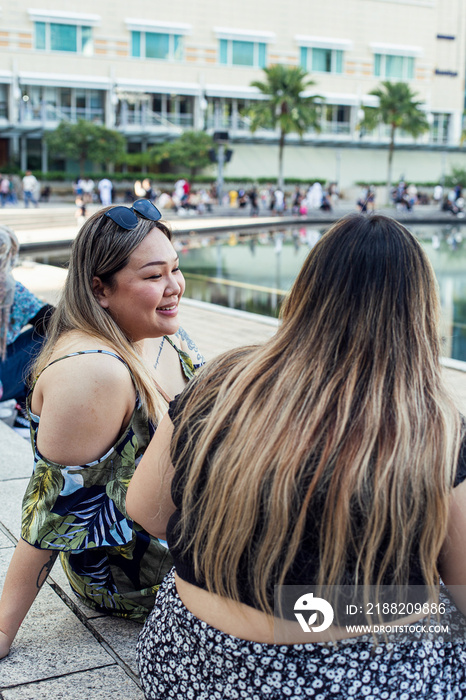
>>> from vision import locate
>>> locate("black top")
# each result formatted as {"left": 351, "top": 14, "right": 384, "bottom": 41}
{"left": 29, "top": 303, "right": 54, "bottom": 336}
{"left": 167, "top": 390, "right": 466, "bottom": 613}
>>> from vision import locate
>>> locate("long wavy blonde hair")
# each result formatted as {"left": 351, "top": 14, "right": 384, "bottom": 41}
{"left": 171, "top": 214, "right": 462, "bottom": 614}
{"left": 33, "top": 207, "right": 172, "bottom": 422}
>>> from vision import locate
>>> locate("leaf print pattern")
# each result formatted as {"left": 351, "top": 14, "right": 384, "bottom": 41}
{"left": 21, "top": 460, "right": 64, "bottom": 542}
{"left": 174, "top": 327, "right": 205, "bottom": 372}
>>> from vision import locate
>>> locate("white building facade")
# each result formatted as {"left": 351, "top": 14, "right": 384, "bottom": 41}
{"left": 0, "top": 0, "right": 465, "bottom": 187}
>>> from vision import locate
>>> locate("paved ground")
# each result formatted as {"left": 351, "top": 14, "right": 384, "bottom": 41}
{"left": 1, "top": 216, "right": 466, "bottom": 698}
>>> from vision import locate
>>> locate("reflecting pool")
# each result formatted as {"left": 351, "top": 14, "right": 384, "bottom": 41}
{"left": 175, "top": 224, "right": 466, "bottom": 362}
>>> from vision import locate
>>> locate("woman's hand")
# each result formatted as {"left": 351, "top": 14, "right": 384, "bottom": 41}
{"left": 0, "top": 629, "right": 12, "bottom": 659}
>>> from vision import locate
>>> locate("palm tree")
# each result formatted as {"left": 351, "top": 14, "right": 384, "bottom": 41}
{"left": 246, "top": 65, "right": 321, "bottom": 189}
{"left": 460, "top": 111, "right": 466, "bottom": 146}
{"left": 359, "top": 81, "right": 429, "bottom": 202}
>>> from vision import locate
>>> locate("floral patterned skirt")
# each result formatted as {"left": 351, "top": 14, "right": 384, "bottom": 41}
{"left": 137, "top": 569, "right": 466, "bottom": 700}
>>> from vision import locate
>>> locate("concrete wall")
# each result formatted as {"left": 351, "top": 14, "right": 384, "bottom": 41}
{"left": 224, "top": 142, "right": 466, "bottom": 189}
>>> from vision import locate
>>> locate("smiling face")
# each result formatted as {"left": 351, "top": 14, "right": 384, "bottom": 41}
{"left": 94, "top": 227, "right": 185, "bottom": 341}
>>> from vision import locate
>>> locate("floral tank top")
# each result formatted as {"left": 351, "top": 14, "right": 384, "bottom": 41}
{"left": 21, "top": 341, "right": 201, "bottom": 621}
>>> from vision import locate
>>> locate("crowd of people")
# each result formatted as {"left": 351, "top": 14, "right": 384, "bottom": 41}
{"left": 0, "top": 197, "right": 464, "bottom": 699}
{"left": 2, "top": 175, "right": 338, "bottom": 216}
{"left": 4, "top": 171, "right": 466, "bottom": 222}
{"left": 388, "top": 179, "right": 466, "bottom": 216}
{"left": 240, "top": 182, "right": 337, "bottom": 216}
{"left": 121, "top": 177, "right": 216, "bottom": 216}
{"left": 438, "top": 183, "right": 466, "bottom": 217}
{"left": 390, "top": 180, "right": 431, "bottom": 211}
{"left": 0, "top": 171, "right": 45, "bottom": 207}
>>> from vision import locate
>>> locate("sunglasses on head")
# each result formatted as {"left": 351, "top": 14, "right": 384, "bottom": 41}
{"left": 95, "top": 199, "right": 162, "bottom": 234}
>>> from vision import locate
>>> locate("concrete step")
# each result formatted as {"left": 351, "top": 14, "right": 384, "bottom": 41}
{"left": 0, "top": 206, "right": 100, "bottom": 230}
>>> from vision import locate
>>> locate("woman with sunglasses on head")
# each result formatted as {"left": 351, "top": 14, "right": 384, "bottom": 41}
{"left": 0, "top": 200, "right": 203, "bottom": 660}
{"left": 128, "top": 214, "right": 466, "bottom": 699}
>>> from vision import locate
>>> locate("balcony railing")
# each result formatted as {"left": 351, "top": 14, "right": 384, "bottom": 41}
{"left": 428, "top": 130, "right": 449, "bottom": 145}
{"left": 320, "top": 121, "right": 351, "bottom": 135}
{"left": 206, "top": 115, "right": 252, "bottom": 131}
{"left": 359, "top": 123, "right": 432, "bottom": 144}
{"left": 116, "top": 107, "right": 192, "bottom": 130}
{"left": 19, "top": 103, "right": 104, "bottom": 124}
{"left": 12, "top": 100, "right": 455, "bottom": 147}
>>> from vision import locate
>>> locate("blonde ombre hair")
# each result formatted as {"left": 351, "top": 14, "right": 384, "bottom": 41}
{"left": 171, "top": 214, "right": 462, "bottom": 614}
{"left": 33, "top": 207, "right": 173, "bottom": 422}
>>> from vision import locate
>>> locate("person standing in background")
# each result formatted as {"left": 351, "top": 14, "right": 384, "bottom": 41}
{"left": 81, "top": 178, "right": 95, "bottom": 204}
{"left": 0, "top": 176, "right": 10, "bottom": 207}
{"left": 98, "top": 177, "right": 113, "bottom": 206}
{"left": 22, "top": 171, "right": 38, "bottom": 208}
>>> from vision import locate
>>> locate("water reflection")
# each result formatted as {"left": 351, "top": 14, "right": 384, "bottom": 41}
{"left": 176, "top": 223, "right": 466, "bottom": 362}
{"left": 28, "top": 222, "right": 466, "bottom": 363}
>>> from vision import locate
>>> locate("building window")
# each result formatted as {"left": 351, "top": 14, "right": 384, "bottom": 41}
{"left": 0, "top": 85, "right": 7, "bottom": 119}
{"left": 322, "top": 105, "right": 351, "bottom": 134}
{"left": 374, "top": 54, "right": 414, "bottom": 80}
{"left": 131, "top": 31, "right": 141, "bottom": 57}
{"left": 300, "top": 46, "right": 343, "bottom": 74}
{"left": 115, "top": 92, "right": 194, "bottom": 129}
{"left": 18, "top": 85, "right": 105, "bottom": 123}
{"left": 219, "top": 39, "right": 266, "bottom": 67}
{"left": 206, "top": 97, "right": 253, "bottom": 131}
{"left": 34, "top": 21, "right": 93, "bottom": 54}
{"left": 431, "top": 113, "right": 450, "bottom": 144}
{"left": 35, "top": 22, "right": 46, "bottom": 50}
{"left": 131, "top": 31, "right": 183, "bottom": 60}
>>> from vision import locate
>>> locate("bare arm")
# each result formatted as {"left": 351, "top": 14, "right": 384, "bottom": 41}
{"left": 0, "top": 540, "right": 58, "bottom": 659}
{"left": 126, "top": 412, "right": 176, "bottom": 540}
{"left": 439, "top": 480, "right": 466, "bottom": 615}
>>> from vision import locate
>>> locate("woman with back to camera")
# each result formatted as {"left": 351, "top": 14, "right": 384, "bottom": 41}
{"left": 128, "top": 214, "right": 466, "bottom": 699}
{"left": 0, "top": 199, "right": 203, "bottom": 660}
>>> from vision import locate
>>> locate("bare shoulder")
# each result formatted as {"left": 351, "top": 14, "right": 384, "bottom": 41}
{"left": 32, "top": 339, "right": 136, "bottom": 465}
{"left": 34, "top": 346, "right": 134, "bottom": 407}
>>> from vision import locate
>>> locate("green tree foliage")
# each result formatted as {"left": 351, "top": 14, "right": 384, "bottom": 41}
{"left": 245, "top": 65, "right": 321, "bottom": 188}
{"left": 460, "top": 111, "right": 466, "bottom": 146}
{"left": 118, "top": 152, "right": 153, "bottom": 170}
{"left": 359, "top": 82, "right": 429, "bottom": 199}
{"left": 149, "top": 131, "right": 214, "bottom": 179}
{"left": 45, "top": 119, "right": 127, "bottom": 175}
{"left": 444, "top": 167, "right": 466, "bottom": 189}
